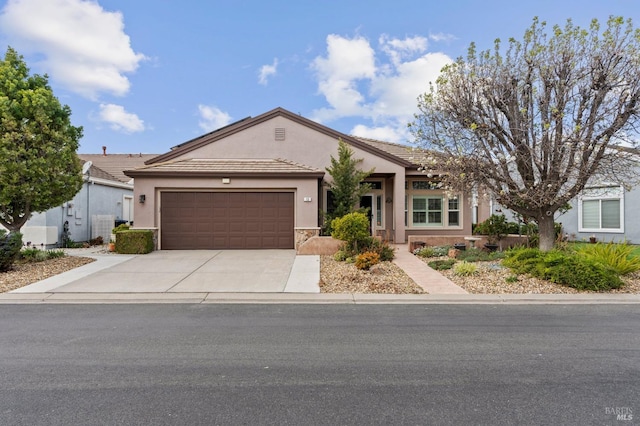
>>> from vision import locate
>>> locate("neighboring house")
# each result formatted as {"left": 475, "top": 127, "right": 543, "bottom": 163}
{"left": 10, "top": 150, "right": 157, "bottom": 248}
{"left": 125, "top": 107, "right": 479, "bottom": 250}
{"left": 485, "top": 156, "right": 640, "bottom": 244}
{"left": 558, "top": 182, "right": 640, "bottom": 244}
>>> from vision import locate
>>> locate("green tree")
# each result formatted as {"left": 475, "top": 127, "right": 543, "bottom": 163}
{"left": 410, "top": 17, "right": 640, "bottom": 251}
{"left": 325, "top": 139, "right": 374, "bottom": 224}
{"left": 0, "top": 47, "right": 83, "bottom": 232}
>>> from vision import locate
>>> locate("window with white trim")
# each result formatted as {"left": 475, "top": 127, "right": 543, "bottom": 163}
{"left": 412, "top": 196, "right": 443, "bottom": 226}
{"left": 406, "top": 179, "right": 462, "bottom": 228}
{"left": 579, "top": 186, "right": 624, "bottom": 233}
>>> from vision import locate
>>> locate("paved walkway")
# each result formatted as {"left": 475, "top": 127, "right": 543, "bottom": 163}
{"left": 392, "top": 244, "right": 468, "bottom": 294}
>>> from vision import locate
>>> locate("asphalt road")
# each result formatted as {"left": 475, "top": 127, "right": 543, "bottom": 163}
{"left": 0, "top": 304, "right": 638, "bottom": 425}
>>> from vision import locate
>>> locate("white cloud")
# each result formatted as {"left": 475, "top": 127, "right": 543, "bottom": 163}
{"left": 98, "top": 103, "right": 145, "bottom": 133}
{"left": 351, "top": 124, "right": 407, "bottom": 144}
{"left": 310, "top": 33, "right": 453, "bottom": 142}
{"left": 198, "top": 105, "right": 232, "bottom": 132}
{"left": 0, "top": 0, "right": 146, "bottom": 99}
{"left": 429, "top": 32, "right": 456, "bottom": 43}
{"left": 258, "top": 58, "right": 278, "bottom": 85}
{"left": 311, "top": 34, "right": 376, "bottom": 121}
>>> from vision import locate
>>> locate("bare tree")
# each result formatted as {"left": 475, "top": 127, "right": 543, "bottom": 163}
{"left": 410, "top": 17, "right": 640, "bottom": 251}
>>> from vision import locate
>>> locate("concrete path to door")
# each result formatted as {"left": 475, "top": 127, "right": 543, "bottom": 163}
{"left": 13, "top": 250, "right": 320, "bottom": 294}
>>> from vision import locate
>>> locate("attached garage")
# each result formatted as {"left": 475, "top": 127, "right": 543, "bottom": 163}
{"left": 161, "top": 192, "right": 295, "bottom": 249}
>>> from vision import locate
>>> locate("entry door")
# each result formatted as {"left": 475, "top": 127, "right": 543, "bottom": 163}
{"left": 359, "top": 195, "right": 374, "bottom": 235}
{"left": 123, "top": 196, "right": 133, "bottom": 224}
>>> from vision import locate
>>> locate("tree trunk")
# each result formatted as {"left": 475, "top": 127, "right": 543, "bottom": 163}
{"left": 537, "top": 213, "right": 556, "bottom": 252}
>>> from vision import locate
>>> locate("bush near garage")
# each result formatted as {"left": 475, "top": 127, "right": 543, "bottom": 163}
{"left": 115, "top": 230, "right": 154, "bottom": 254}
{"left": 0, "top": 230, "right": 22, "bottom": 272}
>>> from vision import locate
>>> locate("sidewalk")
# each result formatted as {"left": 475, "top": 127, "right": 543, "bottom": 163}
{"left": 1, "top": 245, "right": 640, "bottom": 304}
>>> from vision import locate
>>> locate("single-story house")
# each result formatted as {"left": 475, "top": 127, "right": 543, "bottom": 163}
{"left": 8, "top": 150, "right": 157, "bottom": 248}
{"left": 125, "top": 107, "right": 483, "bottom": 250}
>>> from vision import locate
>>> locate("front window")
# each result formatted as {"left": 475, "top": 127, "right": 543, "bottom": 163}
{"left": 406, "top": 179, "right": 462, "bottom": 228}
{"left": 412, "top": 196, "right": 443, "bottom": 226}
{"left": 579, "top": 186, "right": 624, "bottom": 233}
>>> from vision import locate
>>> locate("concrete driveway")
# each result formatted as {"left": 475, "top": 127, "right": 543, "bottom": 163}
{"left": 17, "top": 250, "right": 320, "bottom": 294}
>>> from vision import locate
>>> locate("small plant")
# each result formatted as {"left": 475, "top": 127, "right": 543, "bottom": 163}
{"left": 355, "top": 251, "right": 380, "bottom": 270}
{"left": 432, "top": 246, "right": 451, "bottom": 257}
{"left": 577, "top": 241, "right": 640, "bottom": 275}
{"left": 505, "top": 275, "right": 519, "bottom": 283}
{"left": 453, "top": 261, "right": 478, "bottom": 276}
{"left": 428, "top": 259, "right": 456, "bottom": 270}
{"left": 89, "top": 236, "right": 104, "bottom": 246}
{"left": 363, "top": 237, "right": 395, "bottom": 261}
{"left": 333, "top": 249, "right": 349, "bottom": 262}
{"left": 474, "top": 214, "right": 510, "bottom": 246}
{"left": 19, "top": 248, "right": 66, "bottom": 263}
{"left": 414, "top": 246, "right": 435, "bottom": 258}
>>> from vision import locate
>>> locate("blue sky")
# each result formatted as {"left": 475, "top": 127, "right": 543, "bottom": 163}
{"left": 0, "top": 0, "right": 637, "bottom": 154}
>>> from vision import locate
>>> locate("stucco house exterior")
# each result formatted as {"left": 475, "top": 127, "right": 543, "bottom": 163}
{"left": 126, "top": 107, "right": 478, "bottom": 250}
{"left": 8, "top": 151, "right": 156, "bottom": 248}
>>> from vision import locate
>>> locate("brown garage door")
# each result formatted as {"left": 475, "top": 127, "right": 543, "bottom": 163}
{"left": 161, "top": 192, "right": 294, "bottom": 249}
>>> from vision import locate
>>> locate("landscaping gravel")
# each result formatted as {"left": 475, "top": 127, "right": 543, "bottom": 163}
{"left": 320, "top": 255, "right": 424, "bottom": 294}
{"left": 0, "top": 256, "right": 95, "bottom": 293}
{"left": 419, "top": 257, "right": 640, "bottom": 294}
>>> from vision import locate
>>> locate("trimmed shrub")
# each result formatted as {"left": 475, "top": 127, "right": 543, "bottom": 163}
{"left": 355, "top": 251, "right": 380, "bottom": 270}
{"left": 331, "top": 212, "right": 370, "bottom": 254}
{"left": 453, "top": 261, "right": 478, "bottom": 276}
{"left": 577, "top": 241, "right": 640, "bottom": 275}
{"left": 115, "top": 230, "right": 154, "bottom": 254}
{"left": 0, "top": 231, "right": 22, "bottom": 272}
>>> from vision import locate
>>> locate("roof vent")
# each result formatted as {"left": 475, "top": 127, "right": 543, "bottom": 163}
{"left": 275, "top": 127, "right": 285, "bottom": 141}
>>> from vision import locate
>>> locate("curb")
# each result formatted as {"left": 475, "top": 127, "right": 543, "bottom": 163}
{"left": 1, "top": 292, "right": 639, "bottom": 305}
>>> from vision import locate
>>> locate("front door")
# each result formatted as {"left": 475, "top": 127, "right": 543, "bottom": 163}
{"left": 359, "top": 195, "right": 374, "bottom": 235}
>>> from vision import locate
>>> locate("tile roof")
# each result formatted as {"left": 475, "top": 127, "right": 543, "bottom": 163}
{"left": 127, "top": 158, "right": 324, "bottom": 176}
{"left": 78, "top": 154, "right": 159, "bottom": 183}
{"left": 353, "top": 137, "right": 424, "bottom": 165}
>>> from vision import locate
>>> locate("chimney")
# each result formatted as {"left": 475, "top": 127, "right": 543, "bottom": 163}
{"left": 102, "top": 146, "right": 107, "bottom": 156}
